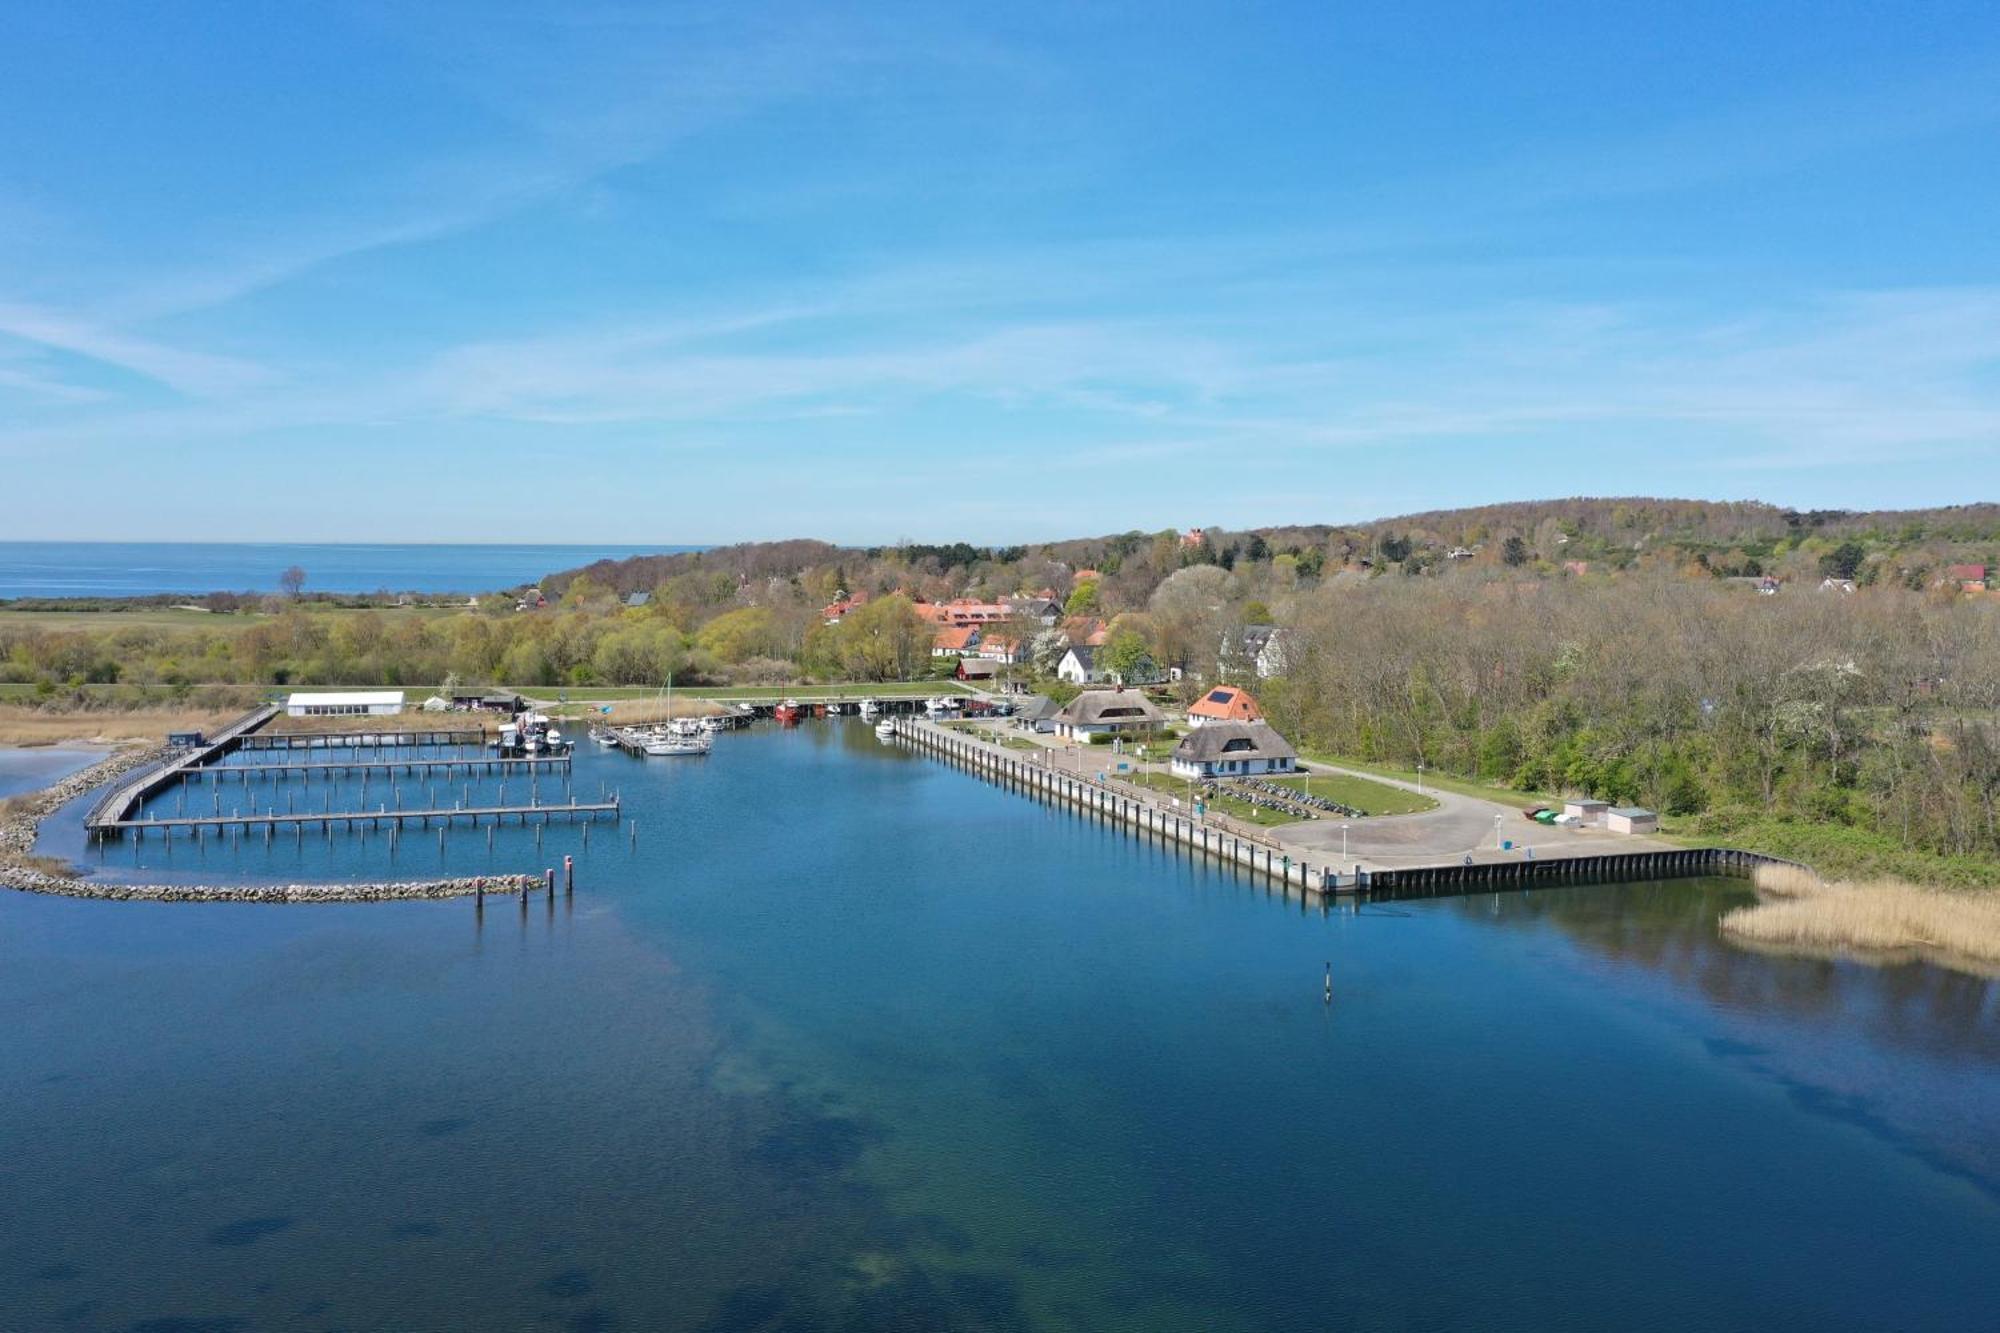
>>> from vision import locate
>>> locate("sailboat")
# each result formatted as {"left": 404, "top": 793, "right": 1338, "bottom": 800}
{"left": 642, "top": 673, "right": 712, "bottom": 754}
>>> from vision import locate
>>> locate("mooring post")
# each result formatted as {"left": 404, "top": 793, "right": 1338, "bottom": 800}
{"left": 565, "top": 854, "right": 574, "bottom": 895}
{"left": 544, "top": 868, "right": 556, "bottom": 897}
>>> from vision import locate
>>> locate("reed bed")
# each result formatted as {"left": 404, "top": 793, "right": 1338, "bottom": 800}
{"left": 0, "top": 705, "right": 236, "bottom": 747}
{"left": 552, "top": 698, "right": 725, "bottom": 725}
{"left": 1720, "top": 863, "right": 2000, "bottom": 975}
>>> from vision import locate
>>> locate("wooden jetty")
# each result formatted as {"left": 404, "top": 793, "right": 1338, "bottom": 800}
{"left": 87, "top": 704, "right": 281, "bottom": 834}
{"left": 240, "top": 728, "right": 486, "bottom": 750}
{"left": 101, "top": 795, "right": 620, "bottom": 836}
{"left": 188, "top": 754, "right": 570, "bottom": 780}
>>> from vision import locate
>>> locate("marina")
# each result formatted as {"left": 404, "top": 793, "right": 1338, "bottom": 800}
{"left": 6, "top": 726, "right": 1995, "bottom": 1332}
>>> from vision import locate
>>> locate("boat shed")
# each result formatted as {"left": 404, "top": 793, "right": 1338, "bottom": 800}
{"left": 285, "top": 690, "right": 406, "bottom": 718}
{"left": 1169, "top": 721, "right": 1298, "bottom": 779}
{"left": 1563, "top": 799, "right": 1609, "bottom": 826}
{"left": 1606, "top": 806, "right": 1659, "bottom": 835}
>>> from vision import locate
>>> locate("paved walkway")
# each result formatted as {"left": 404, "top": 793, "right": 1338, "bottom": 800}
{"left": 958, "top": 718, "right": 1677, "bottom": 874}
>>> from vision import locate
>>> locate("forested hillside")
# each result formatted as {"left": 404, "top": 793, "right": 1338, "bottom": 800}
{"left": 6, "top": 497, "right": 1998, "bottom": 881}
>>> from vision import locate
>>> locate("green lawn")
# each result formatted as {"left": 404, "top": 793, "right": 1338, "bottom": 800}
{"left": 1263, "top": 772, "right": 1436, "bottom": 816}
{"left": 1125, "top": 771, "right": 1300, "bottom": 827}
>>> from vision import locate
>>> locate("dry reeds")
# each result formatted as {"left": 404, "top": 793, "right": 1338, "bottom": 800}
{"left": 552, "top": 698, "right": 724, "bottom": 725}
{"left": 1720, "top": 863, "right": 2000, "bottom": 976}
{"left": 0, "top": 705, "right": 236, "bottom": 747}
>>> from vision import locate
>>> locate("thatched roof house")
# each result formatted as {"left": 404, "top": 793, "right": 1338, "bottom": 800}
{"left": 1170, "top": 721, "right": 1297, "bottom": 778}
{"left": 1054, "top": 688, "right": 1164, "bottom": 737}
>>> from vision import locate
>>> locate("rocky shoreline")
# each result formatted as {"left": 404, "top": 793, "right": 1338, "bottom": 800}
{"left": 0, "top": 746, "right": 537, "bottom": 903}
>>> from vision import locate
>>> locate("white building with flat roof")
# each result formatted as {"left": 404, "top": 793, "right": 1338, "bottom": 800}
{"left": 285, "top": 690, "right": 406, "bottom": 718}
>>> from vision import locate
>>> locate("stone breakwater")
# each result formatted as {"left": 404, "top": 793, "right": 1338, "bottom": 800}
{"left": 1, "top": 746, "right": 537, "bottom": 904}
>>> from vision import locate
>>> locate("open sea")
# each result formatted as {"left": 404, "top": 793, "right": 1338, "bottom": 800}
{"left": 0, "top": 543, "right": 693, "bottom": 599}
{"left": 4, "top": 730, "right": 1998, "bottom": 1331}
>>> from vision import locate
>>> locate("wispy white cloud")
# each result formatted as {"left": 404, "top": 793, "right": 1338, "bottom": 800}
{"left": 0, "top": 300, "right": 269, "bottom": 397}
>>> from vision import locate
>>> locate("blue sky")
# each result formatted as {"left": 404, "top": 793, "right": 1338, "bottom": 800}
{"left": 3, "top": 1, "right": 1997, "bottom": 543}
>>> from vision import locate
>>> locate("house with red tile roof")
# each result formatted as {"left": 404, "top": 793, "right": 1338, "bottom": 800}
{"left": 1186, "top": 684, "right": 1264, "bottom": 727}
{"left": 931, "top": 626, "right": 981, "bottom": 657}
{"left": 1948, "top": 563, "right": 1988, "bottom": 591}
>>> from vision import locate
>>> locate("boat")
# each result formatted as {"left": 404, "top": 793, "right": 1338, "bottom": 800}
{"left": 642, "top": 726, "right": 712, "bottom": 756}
{"left": 589, "top": 726, "right": 620, "bottom": 746}
{"left": 858, "top": 698, "right": 881, "bottom": 720}
{"left": 774, "top": 699, "right": 802, "bottom": 725}
{"left": 874, "top": 720, "right": 896, "bottom": 740}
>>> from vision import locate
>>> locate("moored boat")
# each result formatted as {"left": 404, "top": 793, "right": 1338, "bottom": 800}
{"left": 774, "top": 699, "right": 802, "bottom": 725}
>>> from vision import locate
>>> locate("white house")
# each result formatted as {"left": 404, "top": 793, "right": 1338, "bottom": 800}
{"left": 1169, "top": 721, "right": 1298, "bottom": 779}
{"left": 285, "top": 690, "right": 405, "bottom": 718}
{"left": 1056, "top": 644, "right": 1101, "bottom": 684}
{"left": 1254, "top": 628, "right": 1290, "bottom": 679}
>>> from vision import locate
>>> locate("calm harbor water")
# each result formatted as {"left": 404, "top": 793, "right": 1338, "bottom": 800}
{"left": 4, "top": 731, "right": 1998, "bottom": 1331}
{"left": 0, "top": 542, "right": 692, "bottom": 599}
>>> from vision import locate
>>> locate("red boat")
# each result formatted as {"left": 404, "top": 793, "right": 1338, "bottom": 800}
{"left": 773, "top": 699, "right": 802, "bottom": 725}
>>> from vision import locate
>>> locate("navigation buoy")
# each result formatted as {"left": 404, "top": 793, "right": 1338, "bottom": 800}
{"left": 1323, "top": 961, "right": 1333, "bottom": 1005}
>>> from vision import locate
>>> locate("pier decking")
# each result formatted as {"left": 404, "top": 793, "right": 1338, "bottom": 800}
{"left": 240, "top": 728, "right": 488, "bottom": 749}
{"left": 191, "top": 754, "right": 570, "bottom": 779}
{"left": 99, "top": 795, "right": 620, "bottom": 835}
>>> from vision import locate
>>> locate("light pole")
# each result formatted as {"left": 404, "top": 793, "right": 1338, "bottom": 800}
{"left": 1494, "top": 813, "right": 1503, "bottom": 848}
{"left": 1416, "top": 762, "right": 1425, "bottom": 796}
{"left": 1340, "top": 823, "right": 1349, "bottom": 860}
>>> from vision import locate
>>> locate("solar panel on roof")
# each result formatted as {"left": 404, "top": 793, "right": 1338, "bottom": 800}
{"left": 1206, "top": 689, "right": 1233, "bottom": 703}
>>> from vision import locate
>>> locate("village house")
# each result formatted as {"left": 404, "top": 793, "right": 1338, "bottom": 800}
{"left": 1005, "top": 596, "right": 1063, "bottom": 625}
{"left": 1186, "top": 684, "right": 1263, "bottom": 727}
{"left": 822, "top": 590, "right": 870, "bottom": 624}
{"left": 955, "top": 657, "right": 1000, "bottom": 684}
{"left": 1056, "top": 643, "right": 1100, "bottom": 684}
{"left": 974, "top": 634, "right": 1027, "bottom": 664}
{"left": 623, "top": 591, "right": 651, "bottom": 608}
{"left": 1948, "top": 563, "right": 1988, "bottom": 592}
{"left": 932, "top": 626, "right": 981, "bottom": 658}
{"left": 1053, "top": 688, "right": 1164, "bottom": 739}
{"left": 1229, "top": 625, "right": 1290, "bottom": 679}
{"left": 1012, "top": 695, "right": 1062, "bottom": 733}
{"left": 1180, "top": 527, "right": 1207, "bottom": 549}
{"left": 1169, "top": 721, "right": 1298, "bottom": 779}
{"left": 915, "top": 598, "right": 1011, "bottom": 627}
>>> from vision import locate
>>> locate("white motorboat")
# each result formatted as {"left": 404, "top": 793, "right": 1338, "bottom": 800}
{"left": 589, "top": 726, "right": 620, "bottom": 746}
{"left": 643, "top": 727, "right": 712, "bottom": 756}
{"left": 858, "top": 698, "right": 881, "bottom": 720}
{"left": 874, "top": 720, "right": 896, "bottom": 740}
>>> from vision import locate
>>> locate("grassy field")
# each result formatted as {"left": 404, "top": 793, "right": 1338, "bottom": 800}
{"left": 0, "top": 604, "right": 474, "bottom": 632}
{"left": 1124, "top": 771, "right": 1300, "bottom": 827}
{"left": 1263, "top": 772, "right": 1436, "bottom": 816}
